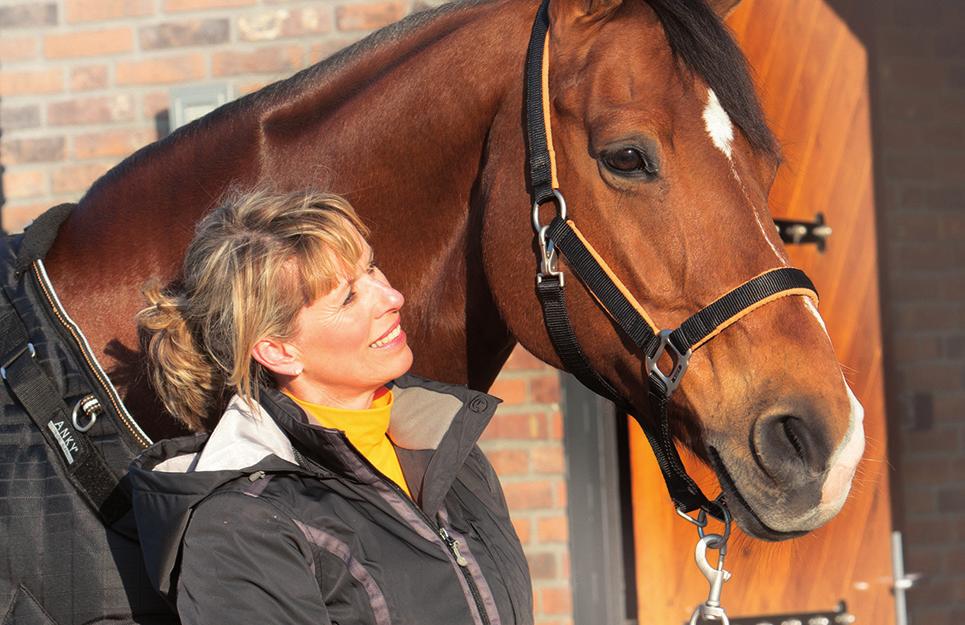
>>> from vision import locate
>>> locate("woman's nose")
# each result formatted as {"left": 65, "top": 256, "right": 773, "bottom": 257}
{"left": 373, "top": 277, "right": 404, "bottom": 311}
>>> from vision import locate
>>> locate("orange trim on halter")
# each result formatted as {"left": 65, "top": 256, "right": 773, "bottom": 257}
{"left": 566, "top": 220, "right": 819, "bottom": 347}
{"left": 690, "top": 287, "right": 818, "bottom": 351}
{"left": 541, "top": 33, "right": 560, "bottom": 190}
{"left": 565, "top": 220, "right": 660, "bottom": 333}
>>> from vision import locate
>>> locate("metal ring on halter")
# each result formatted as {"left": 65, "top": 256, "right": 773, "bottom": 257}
{"left": 697, "top": 505, "right": 732, "bottom": 549}
{"left": 531, "top": 188, "right": 567, "bottom": 233}
{"left": 675, "top": 506, "right": 709, "bottom": 529}
{"left": 71, "top": 395, "right": 101, "bottom": 433}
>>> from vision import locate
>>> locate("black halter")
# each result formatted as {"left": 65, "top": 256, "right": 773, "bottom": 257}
{"left": 524, "top": 0, "right": 818, "bottom": 521}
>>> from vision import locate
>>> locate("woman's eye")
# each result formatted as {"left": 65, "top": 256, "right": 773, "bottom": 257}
{"left": 367, "top": 260, "right": 378, "bottom": 274}
{"left": 602, "top": 147, "right": 658, "bottom": 177}
{"left": 342, "top": 289, "right": 357, "bottom": 306}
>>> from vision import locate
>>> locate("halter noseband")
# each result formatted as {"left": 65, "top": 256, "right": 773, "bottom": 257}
{"left": 524, "top": 0, "right": 818, "bottom": 521}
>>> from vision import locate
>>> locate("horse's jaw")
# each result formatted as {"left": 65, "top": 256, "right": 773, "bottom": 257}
{"left": 704, "top": 384, "right": 865, "bottom": 541}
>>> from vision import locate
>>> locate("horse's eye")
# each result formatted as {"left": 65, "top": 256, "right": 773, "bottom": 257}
{"left": 602, "top": 147, "right": 658, "bottom": 177}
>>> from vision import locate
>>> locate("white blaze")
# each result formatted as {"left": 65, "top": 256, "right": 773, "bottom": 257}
{"left": 804, "top": 297, "right": 866, "bottom": 511}
{"left": 821, "top": 381, "right": 866, "bottom": 507}
{"left": 702, "top": 88, "right": 734, "bottom": 160}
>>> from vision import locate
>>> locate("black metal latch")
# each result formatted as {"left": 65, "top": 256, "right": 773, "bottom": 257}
{"left": 724, "top": 599, "right": 855, "bottom": 625}
{"left": 773, "top": 213, "right": 832, "bottom": 252}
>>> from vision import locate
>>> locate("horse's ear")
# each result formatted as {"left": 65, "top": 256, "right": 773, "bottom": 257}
{"left": 706, "top": 0, "right": 741, "bottom": 19}
{"left": 548, "top": 0, "right": 622, "bottom": 24}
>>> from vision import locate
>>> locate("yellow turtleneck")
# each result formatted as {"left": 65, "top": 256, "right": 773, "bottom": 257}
{"left": 286, "top": 387, "right": 411, "bottom": 497}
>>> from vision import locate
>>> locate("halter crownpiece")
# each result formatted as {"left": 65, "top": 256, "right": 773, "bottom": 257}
{"left": 523, "top": 0, "right": 818, "bottom": 520}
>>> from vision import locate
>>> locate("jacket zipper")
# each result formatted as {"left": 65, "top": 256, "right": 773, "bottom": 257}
{"left": 295, "top": 437, "right": 493, "bottom": 625}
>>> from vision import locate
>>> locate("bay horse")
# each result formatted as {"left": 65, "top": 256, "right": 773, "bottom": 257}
{"left": 41, "top": 0, "right": 863, "bottom": 541}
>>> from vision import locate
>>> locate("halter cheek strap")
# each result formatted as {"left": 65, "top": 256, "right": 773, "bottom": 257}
{"left": 524, "top": 0, "right": 818, "bottom": 520}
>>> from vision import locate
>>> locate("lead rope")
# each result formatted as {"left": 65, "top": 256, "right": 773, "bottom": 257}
{"left": 523, "top": 0, "right": 819, "bottom": 523}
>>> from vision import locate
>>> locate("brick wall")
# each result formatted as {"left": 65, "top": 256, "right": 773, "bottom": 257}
{"left": 825, "top": 1, "right": 965, "bottom": 622}
{"left": 868, "top": 3, "right": 965, "bottom": 623}
{"left": 0, "top": 0, "right": 417, "bottom": 232}
{"left": 482, "top": 348, "right": 571, "bottom": 625}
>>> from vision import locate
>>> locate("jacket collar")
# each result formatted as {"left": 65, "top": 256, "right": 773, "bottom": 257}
{"left": 202, "top": 373, "right": 500, "bottom": 516}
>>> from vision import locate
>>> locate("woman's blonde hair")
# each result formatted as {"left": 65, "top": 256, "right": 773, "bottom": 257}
{"left": 137, "top": 189, "right": 369, "bottom": 431}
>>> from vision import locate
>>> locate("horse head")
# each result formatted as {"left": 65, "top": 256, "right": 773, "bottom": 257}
{"left": 480, "top": 0, "right": 864, "bottom": 540}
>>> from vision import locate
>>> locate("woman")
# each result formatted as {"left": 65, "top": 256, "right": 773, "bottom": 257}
{"left": 129, "top": 190, "right": 532, "bottom": 625}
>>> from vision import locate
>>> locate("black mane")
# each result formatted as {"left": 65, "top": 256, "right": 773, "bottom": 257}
{"left": 647, "top": 0, "right": 779, "bottom": 157}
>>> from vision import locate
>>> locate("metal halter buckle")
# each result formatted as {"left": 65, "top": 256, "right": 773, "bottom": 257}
{"left": 533, "top": 189, "right": 568, "bottom": 285}
{"left": 536, "top": 226, "right": 563, "bottom": 286}
{"left": 646, "top": 330, "right": 691, "bottom": 395}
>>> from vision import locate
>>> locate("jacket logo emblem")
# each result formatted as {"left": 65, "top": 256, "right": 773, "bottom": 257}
{"left": 48, "top": 420, "right": 79, "bottom": 464}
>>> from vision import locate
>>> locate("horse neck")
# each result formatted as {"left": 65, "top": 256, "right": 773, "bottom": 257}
{"left": 256, "top": 1, "right": 535, "bottom": 388}
{"left": 44, "top": 0, "right": 533, "bottom": 398}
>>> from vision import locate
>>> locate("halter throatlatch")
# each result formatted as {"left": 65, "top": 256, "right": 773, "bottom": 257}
{"left": 524, "top": 0, "right": 818, "bottom": 521}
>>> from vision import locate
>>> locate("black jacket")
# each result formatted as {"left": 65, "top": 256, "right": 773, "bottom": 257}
{"left": 129, "top": 374, "right": 533, "bottom": 625}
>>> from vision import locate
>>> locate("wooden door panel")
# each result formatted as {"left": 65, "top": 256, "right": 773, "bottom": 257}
{"left": 630, "top": 1, "right": 894, "bottom": 622}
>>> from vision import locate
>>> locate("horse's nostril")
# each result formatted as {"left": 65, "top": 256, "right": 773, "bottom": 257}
{"left": 781, "top": 416, "right": 811, "bottom": 465}
{"left": 755, "top": 413, "right": 829, "bottom": 482}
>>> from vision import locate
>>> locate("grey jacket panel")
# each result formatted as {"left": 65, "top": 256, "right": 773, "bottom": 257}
{"left": 129, "top": 374, "right": 533, "bottom": 625}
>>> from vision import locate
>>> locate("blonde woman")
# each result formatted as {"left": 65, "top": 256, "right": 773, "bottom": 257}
{"left": 129, "top": 190, "right": 532, "bottom": 625}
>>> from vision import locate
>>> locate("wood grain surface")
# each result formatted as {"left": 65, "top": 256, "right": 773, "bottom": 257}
{"left": 629, "top": 1, "right": 895, "bottom": 622}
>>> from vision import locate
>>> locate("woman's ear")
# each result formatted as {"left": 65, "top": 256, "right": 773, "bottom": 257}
{"left": 251, "top": 337, "right": 303, "bottom": 377}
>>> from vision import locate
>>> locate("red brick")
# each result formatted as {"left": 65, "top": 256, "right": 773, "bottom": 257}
{"left": 238, "top": 8, "right": 333, "bottom": 42}
{"left": 481, "top": 413, "right": 546, "bottom": 441}
{"left": 554, "top": 481, "right": 567, "bottom": 508}
{"left": 532, "top": 446, "right": 564, "bottom": 473}
{"left": 143, "top": 92, "right": 172, "bottom": 119}
{"left": 1, "top": 202, "right": 50, "bottom": 234}
{"left": 547, "top": 410, "right": 563, "bottom": 440}
{"left": 0, "top": 36, "right": 39, "bottom": 63}
{"left": 335, "top": 2, "right": 406, "bottom": 31}
{"left": 48, "top": 95, "right": 135, "bottom": 126}
{"left": 1, "top": 104, "right": 41, "bottom": 130}
{"left": 504, "top": 346, "right": 545, "bottom": 371}
{"left": 486, "top": 450, "right": 529, "bottom": 477}
{"left": 69, "top": 65, "right": 109, "bottom": 92}
{"left": 526, "top": 552, "right": 557, "bottom": 579}
{"left": 65, "top": 0, "right": 153, "bottom": 23}
{"left": 212, "top": 46, "right": 304, "bottom": 77}
{"left": 116, "top": 54, "right": 206, "bottom": 86}
{"left": 4, "top": 170, "right": 47, "bottom": 200}
{"left": 44, "top": 28, "right": 133, "bottom": 59}
{"left": 503, "top": 481, "right": 553, "bottom": 510}
{"left": 539, "top": 587, "right": 572, "bottom": 615}
{"left": 237, "top": 80, "right": 271, "bottom": 96}
{"left": 50, "top": 162, "right": 112, "bottom": 194}
{"left": 0, "top": 68, "right": 63, "bottom": 96}
{"left": 512, "top": 517, "right": 531, "bottom": 545}
{"left": 164, "top": 0, "right": 256, "bottom": 12}
{"left": 72, "top": 128, "right": 155, "bottom": 160}
{"left": 308, "top": 38, "right": 359, "bottom": 64}
{"left": 530, "top": 373, "right": 560, "bottom": 404}
{"left": 1, "top": 137, "right": 65, "bottom": 165}
{"left": 537, "top": 516, "right": 568, "bottom": 543}
{"left": 489, "top": 378, "right": 527, "bottom": 405}
{"left": 0, "top": 4, "right": 57, "bottom": 29}
{"left": 140, "top": 19, "right": 230, "bottom": 50}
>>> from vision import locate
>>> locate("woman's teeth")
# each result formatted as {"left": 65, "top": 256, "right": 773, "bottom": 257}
{"left": 370, "top": 325, "right": 401, "bottom": 348}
